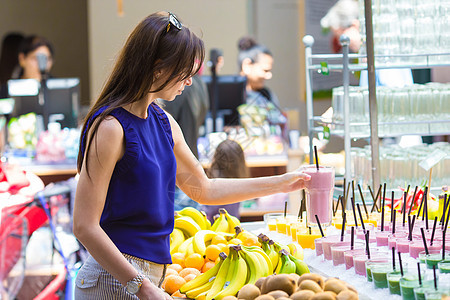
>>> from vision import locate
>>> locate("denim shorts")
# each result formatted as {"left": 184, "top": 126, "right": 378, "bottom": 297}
{"left": 74, "top": 253, "right": 167, "bottom": 299}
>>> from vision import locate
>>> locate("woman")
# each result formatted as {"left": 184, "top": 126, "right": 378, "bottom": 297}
{"left": 73, "top": 12, "right": 310, "bottom": 299}
{"left": 237, "top": 36, "right": 286, "bottom": 125}
{"left": 17, "top": 35, "right": 54, "bottom": 80}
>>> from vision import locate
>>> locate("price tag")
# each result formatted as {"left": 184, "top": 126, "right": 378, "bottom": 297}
{"left": 419, "top": 149, "right": 447, "bottom": 171}
{"left": 320, "top": 62, "right": 329, "bottom": 75}
{"left": 323, "top": 126, "right": 330, "bottom": 140}
{"left": 223, "top": 281, "right": 230, "bottom": 288}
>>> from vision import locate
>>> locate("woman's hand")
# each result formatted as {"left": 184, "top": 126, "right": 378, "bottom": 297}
{"left": 136, "top": 278, "right": 172, "bottom": 300}
{"left": 279, "top": 168, "right": 311, "bottom": 193}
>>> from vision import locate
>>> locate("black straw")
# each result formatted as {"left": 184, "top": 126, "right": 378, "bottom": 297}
{"left": 344, "top": 181, "right": 351, "bottom": 213}
{"left": 433, "top": 265, "right": 437, "bottom": 290}
{"left": 315, "top": 215, "right": 325, "bottom": 238}
{"left": 365, "top": 231, "right": 370, "bottom": 259}
{"left": 392, "top": 247, "right": 396, "bottom": 271}
{"left": 444, "top": 202, "right": 450, "bottom": 233}
{"left": 369, "top": 185, "right": 377, "bottom": 213}
{"left": 410, "top": 215, "right": 417, "bottom": 241}
{"left": 314, "top": 145, "right": 319, "bottom": 171}
{"left": 351, "top": 197, "right": 358, "bottom": 228}
{"left": 392, "top": 209, "right": 396, "bottom": 234}
{"left": 298, "top": 194, "right": 305, "bottom": 219}
{"left": 441, "top": 194, "right": 448, "bottom": 228}
{"left": 443, "top": 230, "right": 446, "bottom": 261}
{"left": 351, "top": 226, "right": 354, "bottom": 250}
{"left": 417, "top": 262, "right": 422, "bottom": 285}
{"left": 402, "top": 191, "right": 407, "bottom": 227}
{"left": 408, "top": 215, "right": 412, "bottom": 241}
{"left": 341, "top": 196, "right": 346, "bottom": 218}
{"left": 391, "top": 191, "right": 395, "bottom": 224}
{"left": 421, "top": 227, "right": 429, "bottom": 255}
{"left": 430, "top": 216, "right": 437, "bottom": 246}
{"left": 284, "top": 200, "right": 287, "bottom": 218}
{"left": 408, "top": 186, "right": 419, "bottom": 215}
{"left": 357, "top": 203, "right": 366, "bottom": 232}
{"left": 340, "top": 213, "right": 346, "bottom": 242}
{"left": 398, "top": 252, "right": 404, "bottom": 276}
{"left": 381, "top": 183, "right": 386, "bottom": 231}
{"left": 358, "top": 184, "right": 369, "bottom": 218}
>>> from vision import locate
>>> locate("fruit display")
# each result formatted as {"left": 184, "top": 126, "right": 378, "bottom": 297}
{"left": 166, "top": 207, "right": 313, "bottom": 299}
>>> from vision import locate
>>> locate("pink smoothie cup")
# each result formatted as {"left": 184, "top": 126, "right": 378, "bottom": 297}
{"left": 375, "top": 231, "right": 390, "bottom": 247}
{"left": 409, "top": 240, "right": 425, "bottom": 259}
{"left": 388, "top": 232, "right": 408, "bottom": 250}
{"left": 331, "top": 242, "right": 364, "bottom": 266}
{"left": 302, "top": 165, "right": 335, "bottom": 227}
{"left": 314, "top": 237, "right": 324, "bottom": 256}
{"left": 396, "top": 238, "right": 411, "bottom": 253}
{"left": 322, "top": 235, "right": 349, "bottom": 260}
{"left": 344, "top": 248, "right": 366, "bottom": 269}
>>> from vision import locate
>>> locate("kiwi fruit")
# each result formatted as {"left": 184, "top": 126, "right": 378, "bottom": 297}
{"left": 310, "top": 291, "right": 336, "bottom": 300}
{"left": 267, "top": 290, "right": 289, "bottom": 299}
{"left": 289, "top": 273, "right": 301, "bottom": 285}
{"left": 261, "top": 274, "right": 276, "bottom": 294}
{"left": 298, "top": 273, "right": 325, "bottom": 289}
{"left": 290, "top": 289, "right": 315, "bottom": 300}
{"left": 237, "top": 283, "right": 261, "bottom": 300}
{"left": 277, "top": 297, "right": 292, "bottom": 300}
{"left": 336, "top": 290, "right": 358, "bottom": 300}
{"left": 263, "top": 274, "right": 297, "bottom": 295}
{"left": 255, "top": 295, "right": 276, "bottom": 300}
{"left": 299, "top": 279, "right": 323, "bottom": 294}
{"left": 255, "top": 277, "right": 266, "bottom": 291}
{"left": 324, "top": 279, "right": 347, "bottom": 295}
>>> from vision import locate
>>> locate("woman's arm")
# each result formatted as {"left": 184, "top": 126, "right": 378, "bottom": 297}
{"left": 168, "top": 114, "right": 310, "bottom": 206}
{"left": 73, "top": 117, "right": 169, "bottom": 299}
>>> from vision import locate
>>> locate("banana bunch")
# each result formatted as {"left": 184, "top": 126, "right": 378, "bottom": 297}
{"left": 240, "top": 245, "right": 273, "bottom": 284}
{"left": 174, "top": 207, "right": 211, "bottom": 238}
{"left": 210, "top": 208, "right": 241, "bottom": 234}
{"left": 192, "top": 229, "right": 221, "bottom": 257}
{"left": 170, "top": 228, "right": 185, "bottom": 254}
{"left": 258, "top": 234, "right": 279, "bottom": 272}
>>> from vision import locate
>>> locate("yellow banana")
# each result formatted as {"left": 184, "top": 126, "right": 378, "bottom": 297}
{"left": 213, "top": 246, "right": 248, "bottom": 300}
{"left": 174, "top": 216, "right": 201, "bottom": 237}
{"left": 274, "top": 251, "right": 283, "bottom": 274}
{"left": 204, "top": 214, "right": 212, "bottom": 230}
{"left": 170, "top": 228, "right": 185, "bottom": 254}
{"left": 193, "top": 230, "right": 218, "bottom": 256}
{"left": 288, "top": 242, "right": 304, "bottom": 260}
{"left": 211, "top": 210, "right": 229, "bottom": 233}
{"left": 180, "top": 253, "right": 227, "bottom": 293}
{"left": 186, "top": 242, "right": 195, "bottom": 256}
{"left": 177, "top": 236, "right": 194, "bottom": 255}
{"left": 205, "top": 252, "right": 232, "bottom": 300}
{"left": 242, "top": 245, "right": 272, "bottom": 275}
{"left": 240, "top": 247, "right": 265, "bottom": 284}
{"left": 278, "top": 249, "right": 296, "bottom": 274}
{"left": 289, "top": 253, "right": 310, "bottom": 275}
{"left": 267, "top": 240, "right": 279, "bottom": 272}
{"left": 178, "top": 207, "right": 208, "bottom": 230}
{"left": 185, "top": 280, "right": 214, "bottom": 299}
{"left": 222, "top": 208, "right": 241, "bottom": 234}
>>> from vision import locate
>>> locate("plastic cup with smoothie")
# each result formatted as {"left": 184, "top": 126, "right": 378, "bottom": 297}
{"left": 409, "top": 241, "right": 426, "bottom": 259}
{"left": 399, "top": 273, "right": 430, "bottom": 300}
{"left": 396, "top": 238, "right": 411, "bottom": 253}
{"left": 331, "top": 242, "right": 364, "bottom": 266}
{"left": 376, "top": 230, "right": 390, "bottom": 247}
{"left": 302, "top": 165, "right": 335, "bottom": 227}
{"left": 387, "top": 270, "right": 403, "bottom": 295}
{"left": 296, "top": 226, "right": 322, "bottom": 250}
{"left": 365, "top": 257, "right": 391, "bottom": 285}
{"left": 425, "top": 250, "right": 450, "bottom": 269}
{"left": 344, "top": 248, "right": 366, "bottom": 270}
{"left": 322, "top": 235, "right": 349, "bottom": 260}
{"left": 354, "top": 252, "right": 385, "bottom": 276}
{"left": 438, "top": 260, "right": 450, "bottom": 273}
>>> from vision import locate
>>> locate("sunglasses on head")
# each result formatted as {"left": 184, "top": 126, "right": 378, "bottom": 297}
{"left": 167, "top": 12, "right": 182, "bottom": 32}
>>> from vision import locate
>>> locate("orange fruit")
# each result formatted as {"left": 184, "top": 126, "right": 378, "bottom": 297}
{"left": 202, "top": 261, "right": 216, "bottom": 273}
{"left": 171, "top": 252, "right": 186, "bottom": 268}
{"left": 211, "top": 234, "right": 227, "bottom": 245}
{"left": 164, "top": 275, "right": 186, "bottom": 295}
{"left": 167, "top": 263, "right": 183, "bottom": 273}
{"left": 205, "top": 244, "right": 222, "bottom": 262}
{"left": 217, "top": 243, "right": 229, "bottom": 255}
{"left": 183, "top": 273, "right": 197, "bottom": 282}
{"left": 242, "top": 235, "right": 261, "bottom": 247}
{"left": 179, "top": 267, "right": 201, "bottom": 278}
{"left": 165, "top": 268, "right": 179, "bottom": 277}
{"left": 185, "top": 253, "right": 204, "bottom": 271}
{"left": 171, "top": 290, "right": 186, "bottom": 298}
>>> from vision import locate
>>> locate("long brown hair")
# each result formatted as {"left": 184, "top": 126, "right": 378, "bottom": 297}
{"left": 78, "top": 11, "right": 205, "bottom": 173}
{"left": 208, "top": 139, "right": 250, "bottom": 179}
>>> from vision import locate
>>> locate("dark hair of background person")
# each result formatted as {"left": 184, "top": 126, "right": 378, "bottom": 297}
{"left": 237, "top": 36, "right": 272, "bottom": 71}
{"left": 77, "top": 11, "right": 205, "bottom": 174}
{"left": 16, "top": 35, "right": 55, "bottom": 79}
{"left": 0, "top": 32, "right": 24, "bottom": 84}
{"left": 207, "top": 139, "right": 250, "bottom": 179}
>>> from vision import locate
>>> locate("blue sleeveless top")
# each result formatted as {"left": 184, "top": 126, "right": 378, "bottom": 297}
{"left": 81, "top": 103, "right": 176, "bottom": 264}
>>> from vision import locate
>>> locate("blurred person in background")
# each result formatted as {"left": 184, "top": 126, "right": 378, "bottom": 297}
{"left": 0, "top": 32, "right": 24, "bottom": 98}
{"left": 16, "top": 35, "right": 54, "bottom": 81}
{"left": 201, "top": 139, "right": 250, "bottom": 222}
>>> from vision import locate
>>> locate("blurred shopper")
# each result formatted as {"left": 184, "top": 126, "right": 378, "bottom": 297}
{"left": 202, "top": 139, "right": 250, "bottom": 222}
{"left": 0, "top": 32, "right": 24, "bottom": 98}
{"left": 73, "top": 11, "right": 310, "bottom": 299}
{"left": 16, "top": 35, "right": 54, "bottom": 81}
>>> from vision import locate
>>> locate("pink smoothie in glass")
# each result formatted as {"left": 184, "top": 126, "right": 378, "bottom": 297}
{"left": 409, "top": 241, "right": 425, "bottom": 258}
{"left": 315, "top": 237, "right": 324, "bottom": 256}
{"left": 396, "top": 238, "right": 411, "bottom": 253}
{"left": 302, "top": 165, "right": 335, "bottom": 226}
{"left": 331, "top": 242, "right": 364, "bottom": 266}
{"left": 322, "top": 235, "right": 348, "bottom": 260}
{"left": 376, "top": 231, "right": 390, "bottom": 246}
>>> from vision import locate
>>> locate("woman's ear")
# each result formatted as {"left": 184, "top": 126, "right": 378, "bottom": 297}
{"left": 241, "top": 57, "right": 253, "bottom": 76}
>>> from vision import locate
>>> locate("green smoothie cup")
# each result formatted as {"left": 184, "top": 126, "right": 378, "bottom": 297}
{"left": 413, "top": 283, "right": 435, "bottom": 300}
{"left": 387, "top": 270, "right": 403, "bottom": 295}
{"left": 372, "top": 264, "right": 393, "bottom": 289}
{"left": 425, "top": 251, "right": 450, "bottom": 269}
{"left": 437, "top": 260, "right": 450, "bottom": 273}
{"left": 399, "top": 274, "right": 430, "bottom": 300}
{"left": 365, "top": 257, "right": 390, "bottom": 284}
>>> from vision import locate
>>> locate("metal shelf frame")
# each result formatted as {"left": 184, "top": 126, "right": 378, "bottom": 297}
{"left": 303, "top": 34, "right": 450, "bottom": 207}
